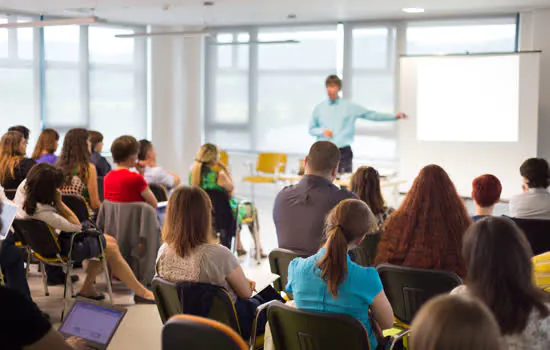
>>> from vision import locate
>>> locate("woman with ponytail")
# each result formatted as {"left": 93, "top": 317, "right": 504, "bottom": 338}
{"left": 287, "top": 199, "right": 394, "bottom": 350}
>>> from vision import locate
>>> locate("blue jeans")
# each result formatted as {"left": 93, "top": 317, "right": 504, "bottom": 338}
{"left": 0, "top": 233, "right": 31, "bottom": 299}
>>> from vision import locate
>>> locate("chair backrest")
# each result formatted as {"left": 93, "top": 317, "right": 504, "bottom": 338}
{"left": 267, "top": 301, "right": 370, "bottom": 350}
{"left": 219, "top": 151, "right": 229, "bottom": 167}
{"left": 11, "top": 219, "right": 61, "bottom": 259}
{"left": 97, "top": 176, "right": 104, "bottom": 202}
{"left": 256, "top": 153, "right": 287, "bottom": 174}
{"left": 4, "top": 189, "right": 16, "bottom": 200}
{"left": 509, "top": 217, "right": 550, "bottom": 256}
{"left": 162, "top": 315, "right": 247, "bottom": 350}
{"left": 269, "top": 248, "right": 309, "bottom": 297}
{"left": 350, "top": 232, "right": 381, "bottom": 267}
{"left": 149, "top": 184, "right": 168, "bottom": 202}
{"left": 62, "top": 194, "right": 91, "bottom": 222}
{"left": 376, "top": 263, "right": 462, "bottom": 325}
{"left": 152, "top": 277, "right": 183, "bottom": 324}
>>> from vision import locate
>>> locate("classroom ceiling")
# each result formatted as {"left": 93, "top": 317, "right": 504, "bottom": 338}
{"left": 0, "top": 0, "right": 549, "bottom": 27}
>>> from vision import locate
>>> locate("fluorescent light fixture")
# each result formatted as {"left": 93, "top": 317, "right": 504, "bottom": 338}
{"left": 115, "top": 31, "right": 211, "bottom": 38}
{"left": 212, "top": 40, "right": 300, "bottom": 46}
{"left": 402, "top": 7, "right": 425, "bottom": 13}
{"left": 0, "top": 16, "right": 101, "bottom": 28}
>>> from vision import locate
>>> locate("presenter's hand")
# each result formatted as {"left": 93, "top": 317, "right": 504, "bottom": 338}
{"left": 322, "top": 129, "right": 333, "bottom": 138}
{"left": 396, "top": 112, "right": 407, "bottom": 119}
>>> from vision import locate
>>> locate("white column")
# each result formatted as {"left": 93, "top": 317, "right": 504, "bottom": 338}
{"left": 150, "top": 27, "right": 204, "bottom": 180}
{"left": 520, "top": 9, "right": 550, "bottom": 159}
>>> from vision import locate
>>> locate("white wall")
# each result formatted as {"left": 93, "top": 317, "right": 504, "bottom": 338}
{"left": 150, "top": 27, "right": 204, "bottom": 179}
{"left": 520, "top": 9, "right": 550, "bottom": 159}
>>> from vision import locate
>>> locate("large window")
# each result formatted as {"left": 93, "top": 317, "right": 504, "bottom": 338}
{"left": 0, "top": 12, "right": 147, "bottom": 153}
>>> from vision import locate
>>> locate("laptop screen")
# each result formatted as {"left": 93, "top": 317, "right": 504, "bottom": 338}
{"left": 59, "top": 301, "right": 125, "bottom": 345}
{"left": 0, "top": 201, "right": 17, "bottom": 239}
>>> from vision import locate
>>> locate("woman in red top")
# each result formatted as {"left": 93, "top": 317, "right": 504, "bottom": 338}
{"left": 375, "top": 164, "right": 471, "bottom": 277}
{"left": 104, "top": 135, "right": 157, "bottom": 208}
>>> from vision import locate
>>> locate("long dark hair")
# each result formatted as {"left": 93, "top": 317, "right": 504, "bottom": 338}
{"left": 23, "top": 163, "right": 64, "bottom": 216}
{"left": 350, "top": 166, "right": 385, "bottom": 215}
{"left": 375, "top": 164, "right": 470, "bottom": 277}
{"left": 317, "top": 199, "right": 376, "bottom": 297}
{"left": 463, "top": 217, "right": 549, "bottom": 334}
{"left": 56, "top": 128, "right": 90, "bottom": 184}
{"left": 0, "top": 131, "right": 25, "bottom": 184}
{"left": 32, "top": 128, "right": 59, "bottom": 160}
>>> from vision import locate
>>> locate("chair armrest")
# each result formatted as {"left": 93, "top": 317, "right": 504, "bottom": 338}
{"left": 389, "top": 329, "right": 410, "bottom": 350}
{"left": 248, "top": 300, "right": 281, "bottom": 350}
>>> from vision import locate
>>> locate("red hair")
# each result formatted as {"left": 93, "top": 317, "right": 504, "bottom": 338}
{"left": 375, "top": 164, "right": 471, "bottom": 277}
{"left": 472, "top": 174, "right": 502, "bottom": 208}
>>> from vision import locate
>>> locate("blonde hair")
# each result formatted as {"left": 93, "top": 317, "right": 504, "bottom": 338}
{"left": 162, "top": 186, "right": 213, "bottom": 258}
{"left": 190, "top": 143, "right": 219, "bottom": 186}
{"left": 32, "top": 128, "right": 59, "bottom": 160}
{"left": 410, "top": 295, "right": 502, "bottom": 350}
{"left": 0, "top": 131, "right": 25, "bottom": 184}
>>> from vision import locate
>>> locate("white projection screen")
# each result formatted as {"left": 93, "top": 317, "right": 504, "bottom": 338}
{"left": 399, "top": 53, "right": 540, "bottom": 199}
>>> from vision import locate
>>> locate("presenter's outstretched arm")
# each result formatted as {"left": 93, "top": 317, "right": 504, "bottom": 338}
{"left": 352, "top": 102, "right": 406, "bottom": 121}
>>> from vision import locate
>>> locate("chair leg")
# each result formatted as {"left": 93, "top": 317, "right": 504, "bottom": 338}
{"left": 233, "top": 203, "right": 242, "bottom": 255}
{"left": 25, "top": 248, "right": 31, "bottom": 278}
{"left": 102, "top": 257, "right": 114, "bottom": 304}
{"left": 40, "top": 262, "right": 49, "bottom": 296}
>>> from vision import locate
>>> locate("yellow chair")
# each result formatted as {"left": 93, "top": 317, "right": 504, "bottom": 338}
{"left": 533, "top": 251, "right": 550, "bottom": 292}
{"left": 243, "top": 153, "right": 287, "bottom": 200}
{"left": 220, "top": 150, "right": 229, "bottom": 167}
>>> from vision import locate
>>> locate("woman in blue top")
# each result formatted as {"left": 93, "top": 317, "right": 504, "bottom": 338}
{"left": 287, "top": 199, "right": 394, "bottom": 350}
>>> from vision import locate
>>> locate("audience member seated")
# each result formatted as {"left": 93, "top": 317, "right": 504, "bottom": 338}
{"left": 0, "top": 202, "right": 90, "bottom": 350}
{"left": 156, "top": 186, "right": 278, "bottom": 339}
{"left": 452, "top": 217, "right": 550, "bottom": 349}
{"left": 57, "top": 128, "right": 101, "bottom": 212}
{"left": 350, "top": 166, "right": 394, "bottom": 229}
{"left": 0, "top": 131, "right": 36, "bottom": 191}
{"left": 410, "top": 295, "right": 503, "bottom": 350}
{"left": 88, "top": 130, "right": 112, "bottom": 177}
{"left": 287, "top": 199, "right": 394, "bottom": 350}
{"left": 274, "top": 141, "right": 356, "bottom": 256}
{"left": 32, "top": 128, "right": 59, "bottom": 165}
{"left": 471, "top": 174, "right": 502, "bottom": 222}
{"left": 190, "top": 143, "right": 264, "bottom": 255}
{"left": 375, "top": 164, "right": 470, "bottom": 277}
{"left": 8, "top": 125, "right": 30, "bottom": 152}
{"left": 509, "top": 158, "right": 550, "bottom": 219}
{"left": 138, "top": 139, "right": 181, "bottom": 189}
{"left": 19, "top": 163, "right": 155, "bottom": 303}
{"left": 104, "top": 135, "right": 157, "bottom": 208}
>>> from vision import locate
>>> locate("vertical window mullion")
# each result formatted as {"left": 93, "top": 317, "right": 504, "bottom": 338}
{"left": 248, "top": 29, "right": 258, "bottom": 150}
{"left": 81, "top": 25, "right": 90, "bottom": 128}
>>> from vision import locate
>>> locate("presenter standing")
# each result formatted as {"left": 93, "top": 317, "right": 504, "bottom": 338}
{"left": 309, "top": 75, "right": 406, "bottom": 173}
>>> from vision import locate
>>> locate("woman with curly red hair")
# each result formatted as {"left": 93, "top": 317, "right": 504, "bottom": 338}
{"left": 375, "top": 164, "right": 471, "bottom": 277}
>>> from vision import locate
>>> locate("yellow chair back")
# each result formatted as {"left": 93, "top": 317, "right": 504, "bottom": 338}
{"left": 220, "top": 151, "right": 229, "bottom": 167}
{"left": 256, "top": 153, "right": 287, "bottom": 174}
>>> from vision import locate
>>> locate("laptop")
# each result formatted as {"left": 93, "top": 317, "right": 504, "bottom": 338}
{"left": 0, "top": 201, "right": 17, "bottom": 240}
{"left": 58, "top": 299, "right": 127, "bottom": 350}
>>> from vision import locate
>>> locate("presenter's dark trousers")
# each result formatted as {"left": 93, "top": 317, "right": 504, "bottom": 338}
{"left": 338, "top": 146, "right": 353, "bottom": 174}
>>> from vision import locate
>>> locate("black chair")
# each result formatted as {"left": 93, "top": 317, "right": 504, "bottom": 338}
{"left": 152, "top": 277, "right": 270, "bottom": 349}
{"left": 97, "top": 176, "right": 104, "bottom": 202}
{"left": 350, "top": 232, "right": 381, "bottom": 267}
{"left": 509, "top": 217, "right": 550, "bottom": 256}
{"left": 62, "top": 194, "right": 91, "bottom": 222}
{"left": 150, "top": 183, "right": 169, "bottom": 202}
{"left": 267, "top": 301, "right": 371, "bottom": 350}
{"left": 269, "top": 248, "right": 308, "bottom": 299}
{"left": 376, "top": 263, "right": 462, "bottom": 325}
{"left": 205, "top": 189, "right": 236, "bottom": 249}
{"left": 11, "top": 219, "right": 113, "bottom": 320}
{"left": 4, "top": 189, "right": 16, "bottom": 200}
{"left": 162, "top": 315, "right": 247, "bottom": 350}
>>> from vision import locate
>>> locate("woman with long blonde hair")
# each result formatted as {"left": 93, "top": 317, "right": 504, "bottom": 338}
{"left": 190, "top": 144, "right": 264, "bottom": 256}
{"left": 0, "top": 131, "right": 36, "bottom": 191}
{"left": 32, "top": 128, "right": 59, "bottom": 165}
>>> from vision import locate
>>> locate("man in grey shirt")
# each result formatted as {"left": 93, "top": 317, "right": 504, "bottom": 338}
{"left": 509, "top": 158, "right": 550, "bottom": 220}
{"left": 273, "top": 141, "right": 357, "bottom": 256}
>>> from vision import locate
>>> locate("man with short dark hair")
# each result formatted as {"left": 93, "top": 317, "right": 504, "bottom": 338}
{"left": 309, "top": 75, "right": 406, "bottom": 173}
{"left": 509, "top": 158, "right": 550, "bottom": 219}
{"left": 273, "top": 141, "right": 357, "bottom": 255}
{"left": 138, "top": 139, "right": 181, "bottom": 189}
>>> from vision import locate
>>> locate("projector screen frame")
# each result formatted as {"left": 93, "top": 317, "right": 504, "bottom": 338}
{"left": 400, "top": 50, "right": 541, "bottom": 58}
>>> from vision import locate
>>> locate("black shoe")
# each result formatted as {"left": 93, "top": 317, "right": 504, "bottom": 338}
{"left": 76, "top": 292, "right": 105, "bottom": 301}
{"left": 47, "top": 275, "right": 80, "bottom": 286}
{"left": 134, "top": 294, "right": 156, "bottom": 304}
